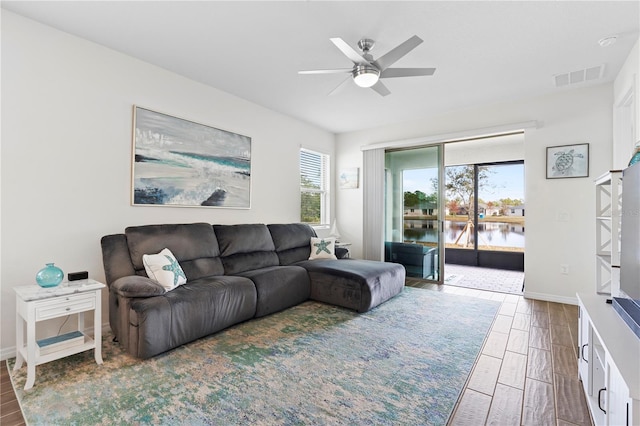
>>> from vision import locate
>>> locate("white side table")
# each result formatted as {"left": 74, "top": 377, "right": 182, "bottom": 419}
{"left": 14, "top": 279, "right": 105, "bottom": 389}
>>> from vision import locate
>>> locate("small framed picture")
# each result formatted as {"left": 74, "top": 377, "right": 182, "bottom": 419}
{"left": 546, "top": 143, "right": 589, "bottom": 179}
{"left": 339, "top": 167, "right": 359, "bottom": 189}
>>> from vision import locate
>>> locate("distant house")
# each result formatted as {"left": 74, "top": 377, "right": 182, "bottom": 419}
{"left": 505, "top": 204, "right": 525, "bottom": 217}
{"left": 445, "top": 205, "right": 469, "bottom": 216}
{"left": 478, "top": 203, "right": 501, "bottom": 217}
{"left": 405, "top": 202, "right": 437, "bottom": 216}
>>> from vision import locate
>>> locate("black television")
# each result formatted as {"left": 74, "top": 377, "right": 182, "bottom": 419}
{"left": 614, "top": 161, "right": 640, "bottom": 339}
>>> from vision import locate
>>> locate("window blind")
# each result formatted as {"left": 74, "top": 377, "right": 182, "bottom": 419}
{"left": 363, "top": 148, "right": 385, "bottom": 261}
{"left": 300, "top": 149, "right": 329, "bottom": 225}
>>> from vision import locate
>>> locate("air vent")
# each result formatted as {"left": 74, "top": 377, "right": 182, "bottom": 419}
{"left": 553, "top": 64, "right": 605, "bottom": 88}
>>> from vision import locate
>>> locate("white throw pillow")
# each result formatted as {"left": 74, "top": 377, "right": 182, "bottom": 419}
{"left": 142, "top": 248, "right": 187, "bottom": 291}
{"left": 309, "top": 237, "right": 337, "bottom": 260}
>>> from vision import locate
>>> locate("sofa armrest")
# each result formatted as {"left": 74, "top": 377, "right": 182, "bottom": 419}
{"left": 111, "top": 276, "right": 166, "bottom": 298}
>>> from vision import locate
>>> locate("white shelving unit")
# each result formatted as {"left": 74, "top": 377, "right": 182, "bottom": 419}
{"left": 595, "top": 170, "right": 623, "bottom": 295}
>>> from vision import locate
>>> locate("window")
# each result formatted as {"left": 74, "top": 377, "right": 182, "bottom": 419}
{"left": 300, "top": 148, "right": 329, "bottom": 225}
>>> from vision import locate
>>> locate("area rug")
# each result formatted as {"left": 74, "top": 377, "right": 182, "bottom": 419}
{"left": 8, "top": 287, "right": 499, "bottom": 425}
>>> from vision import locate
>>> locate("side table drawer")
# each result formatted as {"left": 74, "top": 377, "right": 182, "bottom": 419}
{"left": 35, "top": 293, "right": 96, "bottom": 320}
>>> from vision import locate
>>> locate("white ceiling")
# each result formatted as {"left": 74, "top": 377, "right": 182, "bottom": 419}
{"left": 2, "top": 1, "right": 639, "bottom": 134}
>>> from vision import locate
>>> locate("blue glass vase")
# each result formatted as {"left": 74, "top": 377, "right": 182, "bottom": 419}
{"left": 629, "top": 141, "right": 640, "bottom": 167}
{"left": 36, "top": 263, "right": 64, "bottom": 288}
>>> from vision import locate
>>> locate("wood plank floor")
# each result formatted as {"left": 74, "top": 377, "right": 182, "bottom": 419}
{"left": 1, "top": 360, "right": 25, "bottom": 426}
{"left": 1, "top": 281, "right": 591, "bottom": 426}
{"left": 405, "top": 279, "right": 592, "bottom": 426}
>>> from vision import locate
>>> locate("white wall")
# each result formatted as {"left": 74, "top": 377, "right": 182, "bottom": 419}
{"left": 0, "top": 12, "right": 335, "bottom": 358}
{"left": 445, "top": 133, "right": 524, "bottom": 166}
{"left": 336, "top": 84, "right": 614, "bottom": 304}
{"left": 613, "top": 38, "right": 639, "bottom": 169}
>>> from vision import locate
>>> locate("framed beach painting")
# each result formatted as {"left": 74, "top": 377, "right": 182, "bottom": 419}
{"left": 339, "top": 167, "right": 359, "bottom": 189}
{"left": 546, "top": 143, "right": 589, "bottom": 179}
{"left": 132, "top": 106, "right": 251, "bottom": 208}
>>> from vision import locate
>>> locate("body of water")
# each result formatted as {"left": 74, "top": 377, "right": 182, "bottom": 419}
{"left": 404, "top": 219, "right": 525, "bottom": 249}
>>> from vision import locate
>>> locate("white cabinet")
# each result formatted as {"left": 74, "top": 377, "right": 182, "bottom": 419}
{"left": 578, "top": 303, "right": 607, "bottom": 425}
{"left": 14, "top": 280, "right": 105, "bottom": 390}
{"left": 578, "top": 304, "right": 591, "bottom": 393}
{"left": 595, "top": 171, "right": 623, "bottom": 295}
{"left": 607, "top": 361, "right": 633, "bottom": 426}
{"left": 577, "top": 293, "right": 640, "bottom": 426}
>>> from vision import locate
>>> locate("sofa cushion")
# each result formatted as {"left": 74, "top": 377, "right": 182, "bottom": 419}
{"left": 237, "top": 266, "right": 310, "bottom": 317}
{"left": 128, "top": 275, "right": 257, "bottom": 358}
{"left": 101, "top": 234, "right": 137, "bottom": 286}
{"left": 126, "top": 223, "right": 224, "bottom": 280}
{"left": 214, "top": 224, "right": 279, "bottom": 274}
{"left": 269, "top": 223, "right": 316, "bottom": 251}
{"left": 268, "top": 223, "right": 316, "bottom": 265}
{"left": 298, "top": 259, "right": 405, "bottom": 313}
{"left": 142, "top": 248, "right": 187, "bottom": 291}
{"left": 309, "top": 237, "right": 337, "bottom": 260}
{"left": 214, "top": 224, "right": 275, "bottom": 255}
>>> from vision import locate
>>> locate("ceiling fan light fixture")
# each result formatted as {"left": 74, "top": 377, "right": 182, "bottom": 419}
{"left": 598, "top": 35, "right": 618, "bottom": 47}
{"left": 353, "top": 65, "right": 380, "bottom": 88}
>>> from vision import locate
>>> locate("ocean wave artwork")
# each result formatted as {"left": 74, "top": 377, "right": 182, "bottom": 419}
{"left": 132, "top": 107, "right": 251, "bottom": 208}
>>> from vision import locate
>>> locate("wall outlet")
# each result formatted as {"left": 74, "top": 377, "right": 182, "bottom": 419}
{"left": 560, "top": 264, "right": 569, "bottom": 275}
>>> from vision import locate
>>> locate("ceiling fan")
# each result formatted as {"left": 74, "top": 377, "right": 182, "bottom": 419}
{"left": 299, "top": 35, "right": 435, "bottom": 96}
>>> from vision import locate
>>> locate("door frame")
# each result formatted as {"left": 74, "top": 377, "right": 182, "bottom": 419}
{"left": 384, "top": 144, "right": 446, "bottom": 284}
{"left": 444, "top": 159, "right": 525, "bottom": 271}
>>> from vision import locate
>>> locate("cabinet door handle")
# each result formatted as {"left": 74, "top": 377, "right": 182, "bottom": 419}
{"left": 598, "top": 387, "right": 607, "bottom": 414}
{"left": 581, "top": 344, "right": 588, "bottom": 362}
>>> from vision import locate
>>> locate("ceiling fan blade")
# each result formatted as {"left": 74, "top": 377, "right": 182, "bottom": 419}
{"left": 328, "top": 76, "right": 352, "bottom": 96}
{"left": 371, "top": 81, "right": 391, "bottom": 97}
{"left": 298, "top": 69, "right": 352, "bottom": 75}
{"left": 373, "top": 35, "right": 423, "bottom": 70}
{"left": 330, "top": 37, "right": 370, "bottom": 64}
{"left": 380, "top": 68, "right": 436, "bottom": 78}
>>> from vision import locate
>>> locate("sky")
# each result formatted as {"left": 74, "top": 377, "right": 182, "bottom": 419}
{"left": 403, "top": 163, "right": 525, "bottom": 202}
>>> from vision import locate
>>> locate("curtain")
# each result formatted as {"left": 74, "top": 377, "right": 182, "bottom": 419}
{"left": 362, "top": 148, "right": 385, "bottom": 261}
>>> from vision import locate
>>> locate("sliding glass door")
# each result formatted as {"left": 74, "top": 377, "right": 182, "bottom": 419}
{"left": 384, "top": 145, "right": 443, "bottom": 282}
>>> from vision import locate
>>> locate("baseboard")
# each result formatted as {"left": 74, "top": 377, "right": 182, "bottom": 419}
{"left": 523, "top": 291, "right": 578, "bottom": 306}
{"left": 0, "top": 346, "right": 16, "bottom": 362}
{"left": 1, "top": 322, "right": 111, "bottom": 361}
